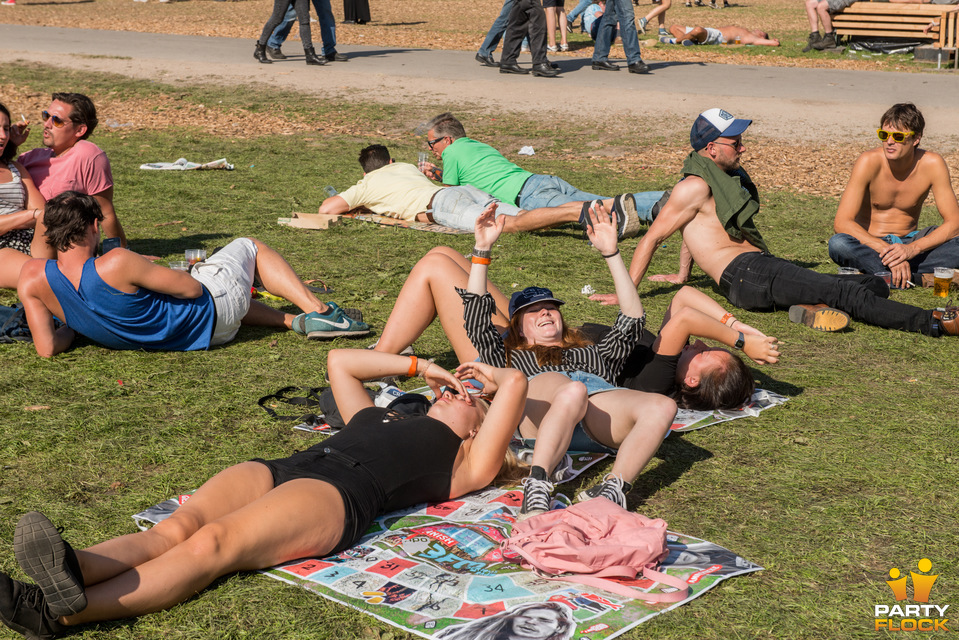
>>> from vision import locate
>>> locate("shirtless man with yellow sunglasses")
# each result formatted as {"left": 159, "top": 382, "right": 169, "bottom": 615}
{"left": 828, "top": 102, "right": 959, "bottom": 290}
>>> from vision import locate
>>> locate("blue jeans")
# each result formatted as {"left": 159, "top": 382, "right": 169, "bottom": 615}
{"left": 268, "top": 0, "right": 338, "bottom": 56}
{"left": 478, "top": 0, "right": 514, "bottom": 56}
{"left": 566, "top": 0, "right": 592, "bottom": 28}
{"left": 430, "top": 185, "right": 522, "bottom": 230}
{"left": 828, "top": 227, "right": 959, "bottom": 276}
{"left": 592, "top": 0, "right": 642, "bottom": 64}
{"left": 517, "top": 174, "right": 604, "bottom": 210}
{"left": 718, "top": 251, "right": 935, "bottom": 336}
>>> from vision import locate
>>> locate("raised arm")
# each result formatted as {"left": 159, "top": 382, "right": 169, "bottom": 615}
{"left": 591, "top": 178, "right": 707, "bottom": 306}
{"left": 586, "top": 202, "right": 644, "bottom": 319}
{"left": 466, "top": 204, "right": 503, "bottom": 295}
{"left": 451, "top": 361, "right": 528, "bottom": 494}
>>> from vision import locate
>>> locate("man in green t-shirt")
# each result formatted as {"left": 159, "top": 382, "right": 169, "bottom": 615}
{"left": 420, "top": 112, "right": 667, "bottom": 239}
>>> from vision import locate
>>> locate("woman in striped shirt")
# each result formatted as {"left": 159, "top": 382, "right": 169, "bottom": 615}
{"left": 374, "top": 203, "right": 779, "bottom": 515}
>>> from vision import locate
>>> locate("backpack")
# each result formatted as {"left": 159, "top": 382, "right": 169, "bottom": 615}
{"left": 501, "top": 497, "right": 690, "bottom": 603}
{"left": 0, "top": 304, "right": 32, "bottom": 344}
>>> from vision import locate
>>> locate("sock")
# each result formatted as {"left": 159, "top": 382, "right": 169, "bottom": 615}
{"left": 529, "top": 465, "right": 548, "bottom": 481}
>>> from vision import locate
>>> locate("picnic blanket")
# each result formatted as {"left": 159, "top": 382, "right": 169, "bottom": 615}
{"left": 280, "top": 386, "right": 788, "bottom": 435}
{"left": 140, "top": 157, "right": 234, "bottom": 171}
{"left": 133, "top": 487, "right": 761, "bottom": 640}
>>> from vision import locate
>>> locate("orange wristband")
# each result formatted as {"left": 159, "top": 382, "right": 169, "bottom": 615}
{"left": 471, "top": 256, "right": 491, "bottom": 265}
{"left": 407, "top": 356, "right": 418, "bottom": 378}
{"left": 720, "top": 312, "right": 735, "bottom": 326}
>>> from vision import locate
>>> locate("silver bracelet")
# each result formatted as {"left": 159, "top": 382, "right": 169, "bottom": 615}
{"left": 472, "top": 247, "right": 492, "bottom": 259}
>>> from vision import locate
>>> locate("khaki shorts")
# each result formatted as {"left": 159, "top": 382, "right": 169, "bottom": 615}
{"left": 190, "top": 238, "right": 257, "bottom": 346}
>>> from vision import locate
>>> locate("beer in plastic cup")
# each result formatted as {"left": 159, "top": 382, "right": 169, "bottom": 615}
{"left": 934, "top": 267, "right": 953, "bottom": 298}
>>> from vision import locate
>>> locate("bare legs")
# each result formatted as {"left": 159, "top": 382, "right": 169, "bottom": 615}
{"left": 62, "top": 462, "right": 346, "bottom": 626}
{"left": 0, "top": 248, "right": 31, "bottom": 289}
{"left": 501, "top": 198, "right": 615, "bottom": 234}
{"left": 240, "top": 238, "right": 330, "bottom": 329}
{"left": 583, "top": 390, "right": 676, "bottom": 484}
{"left": 374, "top": 247, "right": 510, "bottom": 359}
{"left": 518, "top": 373, "right": 588, "bottom": 473}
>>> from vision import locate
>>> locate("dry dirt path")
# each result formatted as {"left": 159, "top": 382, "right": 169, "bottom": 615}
{"left": 3, "top": 24, "right": 959, "bottom": 149}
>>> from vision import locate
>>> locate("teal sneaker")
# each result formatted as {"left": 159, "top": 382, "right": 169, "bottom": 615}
{"left": 637, "top": 17, "right": 648, "bottom": 34}
{"left": 293, "top": 302, "right": 370, "bottom": 339}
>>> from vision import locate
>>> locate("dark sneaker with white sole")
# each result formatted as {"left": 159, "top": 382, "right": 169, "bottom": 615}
{"left": 518, "top": 476, "right": 554, "bottom": 521}
{"left": 14, "top": 512, "right": 86, "bottom": 618}
{"left": 577, "top": 473, "right": 632, "bottom": 509}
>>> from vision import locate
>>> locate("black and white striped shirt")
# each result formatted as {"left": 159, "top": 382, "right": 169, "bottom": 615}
{"left": 458, "top": 289, "right": 645, "bottom": 384}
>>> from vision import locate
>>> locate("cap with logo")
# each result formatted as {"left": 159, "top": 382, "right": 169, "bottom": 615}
{"left": 690, "top": 108, "right": 752, "bottom": 151}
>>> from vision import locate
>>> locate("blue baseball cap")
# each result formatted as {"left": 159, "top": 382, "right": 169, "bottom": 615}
{"left": 690, "top": 108, "right": 752, "bottom": 151}
{"left": 508, "top": 287, "right": 565, "bottom": 318}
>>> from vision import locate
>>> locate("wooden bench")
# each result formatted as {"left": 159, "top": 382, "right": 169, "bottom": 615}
{"left": 832, "top": 2, "right": 959, "bottom": 50}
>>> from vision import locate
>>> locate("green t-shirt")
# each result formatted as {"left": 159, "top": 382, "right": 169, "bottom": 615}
{"left": 441, "top": 137, "right": 533, "bottom": 205}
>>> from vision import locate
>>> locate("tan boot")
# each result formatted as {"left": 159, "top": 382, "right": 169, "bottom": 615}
{"left": 788, "top": 304, "right": 850, "bottom": 332}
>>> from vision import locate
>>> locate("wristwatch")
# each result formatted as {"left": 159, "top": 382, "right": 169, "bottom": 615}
{"left": 734, "top": 331, "right": 745, "bottom": 350}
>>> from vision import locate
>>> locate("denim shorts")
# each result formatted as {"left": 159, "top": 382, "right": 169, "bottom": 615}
{"left": 430, "top": 184, "right": 521, "bottom": 230}
{"left": 190, "top": 238, "right": 257, "bottom": 346}
{"left": 520, "top": 370, "right": 625, "bottom": 454}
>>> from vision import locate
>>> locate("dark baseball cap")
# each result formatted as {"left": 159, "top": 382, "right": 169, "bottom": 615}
{"left": 690, "top": 108, "right": 752, "bottom": 151}
{"left": 508, "top": 287, "right": 565, "bottom": 318}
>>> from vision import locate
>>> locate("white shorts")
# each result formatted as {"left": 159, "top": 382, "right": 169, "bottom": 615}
{"left": 190, "top": 238, "right": 257, "bottom": 346}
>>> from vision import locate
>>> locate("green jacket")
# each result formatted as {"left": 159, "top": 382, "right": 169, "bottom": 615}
{"left": 681, "top": 151, "right": 769, "bottom": 254}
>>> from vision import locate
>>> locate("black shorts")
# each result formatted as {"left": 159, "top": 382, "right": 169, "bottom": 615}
{"left": 543, "top": 0, "right": 565, "bottom": 8}
{"left": 252, "top": 444, "right": 384, "bottom": 554}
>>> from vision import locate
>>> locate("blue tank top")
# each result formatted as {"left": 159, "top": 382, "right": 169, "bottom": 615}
{"left": 45, "top": 258, "right": 216, "bottom": 351}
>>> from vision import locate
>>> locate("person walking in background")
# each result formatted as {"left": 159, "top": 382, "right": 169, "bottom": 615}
{"left": 254, "top": 0, "right": 326, "bottom": 65}
{"left": 263, "top": 0, "right": 348, "bottom": 62}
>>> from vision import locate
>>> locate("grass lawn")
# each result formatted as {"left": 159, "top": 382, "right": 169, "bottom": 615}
{"left": 0, "top": 64, "right": 957, "bottom": 640}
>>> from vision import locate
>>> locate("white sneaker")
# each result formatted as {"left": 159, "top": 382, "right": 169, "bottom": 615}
{"left": 547, "top": 45, "right": 558, "bottom": 52}
{"left": 559, "top": 43, "right": 569, "bottom": 51}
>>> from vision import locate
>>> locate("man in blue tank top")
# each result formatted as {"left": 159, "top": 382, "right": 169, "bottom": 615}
{"left": 17, "top": 191, "right": 370, "bottom": 357}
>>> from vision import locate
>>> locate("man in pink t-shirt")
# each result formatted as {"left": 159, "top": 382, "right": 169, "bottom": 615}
{"left": 15, "top": 92, "right": 126, "bottom": 254}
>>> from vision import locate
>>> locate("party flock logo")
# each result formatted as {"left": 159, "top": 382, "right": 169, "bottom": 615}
{"left": 874, "top": 558, "right": 949, "bottom": 632}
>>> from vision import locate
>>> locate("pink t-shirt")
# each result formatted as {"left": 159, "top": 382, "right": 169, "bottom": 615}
{"left": 19, "top": 140, "right": 114, "bottom": 201}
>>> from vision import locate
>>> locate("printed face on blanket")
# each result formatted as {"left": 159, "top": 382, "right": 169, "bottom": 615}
{"left": 369, "top": 202, "right": 779, "bottom": 519}
{"left": 435, "top": 602, "right": 575, "bottom": 640}
{"left": 0, "top": 350, "right": 529, "bottom": 638}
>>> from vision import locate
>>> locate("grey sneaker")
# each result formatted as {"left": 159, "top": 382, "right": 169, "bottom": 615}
{"left": 613, "top": 193, "right": 641, "bottom": 239}
{"left": 577, "top": 473, "right": 631, "bottom": 509}
{"left": 519, "top": 476, "right": 555, "bottom": 520}
{"left": 549, "top": 454, "right": 573, "bottom": 483}
{"left": 293, "top": 302, "right": 371, "bottom": 339}
{"left": 0, "top": 573, "right": 67, "bottom": 640}
{"left": 14, "top": 512, "right": 86, "bottom": 617}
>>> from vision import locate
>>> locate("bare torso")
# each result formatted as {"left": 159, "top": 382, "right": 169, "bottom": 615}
{"left": 680, "top": 186, "right": 761, "bottom": 283}
{"left": 853, "top": 147, "right": 934, "bottom": 237}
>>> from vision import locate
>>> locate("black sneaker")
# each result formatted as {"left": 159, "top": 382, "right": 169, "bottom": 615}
{"left": 613, "top": 193, "right": 641, "bottom": 238}
{"left": 0, "top": 573, "right": 67, "bottom": 640}
{"left": 519, "top": 476, "right": 554, "bottom": 521}
{"left": 14, "top": 512, "right": 86, "bottom": 617}
{"left": 265, "top": 46, "right": 287, "bottom": 60}
{"left": 577, "top": 473, "right": 632, "bottom": 508}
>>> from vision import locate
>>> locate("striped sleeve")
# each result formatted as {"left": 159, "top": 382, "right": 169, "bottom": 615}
{"left": 457, "top": 288, "right": 508, "bottom": 368}
{"left": 595, "top": 312, "right": 646, "bottom": 380}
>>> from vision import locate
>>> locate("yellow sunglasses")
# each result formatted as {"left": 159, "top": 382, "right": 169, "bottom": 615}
{"left": 877, "top": 129, "right": 914, "bottom": 143}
